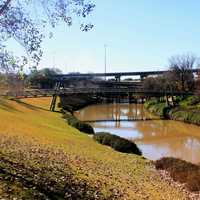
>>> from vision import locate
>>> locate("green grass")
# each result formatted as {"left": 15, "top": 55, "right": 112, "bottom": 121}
{"left": 169, "top": 108, "right": 200, "bottom": 125}
{"left": 145, "top": 96, "right": 200, "bottom": 125}
{"left": 178, "top": 96, "right": 200, "bottom": 107}
{"left": 0, "top": 97, "right": 188, "bottom": 199}
{"left": 144, "top": 100, "right": 170, "bottom": 118}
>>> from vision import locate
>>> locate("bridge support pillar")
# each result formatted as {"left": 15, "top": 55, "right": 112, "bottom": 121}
{"left": 115, "top": 75, "right": 121, "bottom": 82}
{"left": 50, "top": 80, "right": 62, "bottom": 111}
{"left": 140, "top": 75, "right": 147, "bottom": 81}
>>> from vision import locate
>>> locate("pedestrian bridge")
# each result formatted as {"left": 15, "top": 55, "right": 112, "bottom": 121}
{"left": 7, "top": 87, "right": 194, "bottom": 98}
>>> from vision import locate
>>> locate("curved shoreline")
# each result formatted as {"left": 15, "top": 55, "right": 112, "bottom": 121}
{"left": 68, "top": 99, "right": 200, "bottom": 197}
{"left": 144, "top": 100, "right": 200, "bottom": 126}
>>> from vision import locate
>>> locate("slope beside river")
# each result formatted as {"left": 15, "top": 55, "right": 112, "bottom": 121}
{"left": 0, "top": 97, "right": 188, "bottom": 199}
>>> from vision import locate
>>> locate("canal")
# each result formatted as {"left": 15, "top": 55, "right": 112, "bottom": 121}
{"left": 75, "top": 103, "right": 200, "bottom": 164}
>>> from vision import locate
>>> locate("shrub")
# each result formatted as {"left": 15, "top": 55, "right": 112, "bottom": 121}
{"left": 169, "top": 108, "right": 200, "bottom": 125}
{"left": 179, "top": 95, "right": 200, "bottom": 107}
{"left": 63, "top": 113, "right": 94, "bottom": 134}
{"left": 111, "top": 138, "right": 142, "bottom": 155}
{"left": 93, "top": 132, "right": 111, "bottom": 144}
{"left": 76, "top": 123, "right": 94, "bottom": 134}
{"left": 102, "top": 134, "right": 118, "bottom": 146}
{"left": 188, "top": 96, "right": 200, "bottom": 106}
{"left": 155, "top": 157, "right": 200, "bottom": 192}
{"left": 94, "top": 132, "right": 142, "bottom": 155}
{"left": 145, "top": 101, "right": 170, "bottom": 118}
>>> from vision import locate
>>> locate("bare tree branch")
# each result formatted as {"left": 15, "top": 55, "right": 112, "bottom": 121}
{"left": 0, "top": 0, "right": 12, "bottom": 16}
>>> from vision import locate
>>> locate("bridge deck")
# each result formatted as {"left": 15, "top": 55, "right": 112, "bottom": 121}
{"left": 53, "top": 69, "right": 198, "bottom": 80}
{"left": 6, "top": 88, "right": 194, "bottom": 98}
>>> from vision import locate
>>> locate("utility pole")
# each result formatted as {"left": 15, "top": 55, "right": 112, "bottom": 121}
{"left": 52, "top": 51, "right": 55, "bottom": 68}
{"left": 104, "top": 44, "right": 107, "bottom": 80}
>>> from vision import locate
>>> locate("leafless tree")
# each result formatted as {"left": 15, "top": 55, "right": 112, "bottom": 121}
{"left": 168, "top": 54, "right": 197, "bottom": 92}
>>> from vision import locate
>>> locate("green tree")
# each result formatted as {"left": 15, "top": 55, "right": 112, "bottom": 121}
{"left": 26, "top": 67, "right": 62, "bottom": 89}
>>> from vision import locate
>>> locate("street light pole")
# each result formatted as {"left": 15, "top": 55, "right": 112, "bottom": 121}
{"left": 104, "top": 44, "right": 107, "bottom": 80}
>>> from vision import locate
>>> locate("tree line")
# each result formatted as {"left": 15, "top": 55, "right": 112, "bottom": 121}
{"left": 142, "top": 53, "right": 199, "bottom": 105}
{"left": 143, "top": 54, "right": 198, "bottom": 93}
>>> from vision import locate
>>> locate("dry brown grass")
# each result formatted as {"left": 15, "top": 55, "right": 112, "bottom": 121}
{"left": 0, "top": 97, "right": 189, "bottom": 199}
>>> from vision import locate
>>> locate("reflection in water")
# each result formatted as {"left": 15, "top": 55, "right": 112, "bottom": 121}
{"left": 76, "top": 103, "right": 156, "bottom": 122}
{"left": 75, "top": 103, "right": 200, "bottom": 164}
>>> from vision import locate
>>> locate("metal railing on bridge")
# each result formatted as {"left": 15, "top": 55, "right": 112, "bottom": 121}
{"left": 6, "top": 87, "right": 194, "bottom": 98}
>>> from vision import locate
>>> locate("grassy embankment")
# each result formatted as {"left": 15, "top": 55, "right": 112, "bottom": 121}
{"left": 145, "top": 96, "right": 200, "bottom": 125}
{"left": 0, "top": 97, "right": 189, "bottom": 199}
{"left": 60, "top": 94, "right": 100, "bottom": 113}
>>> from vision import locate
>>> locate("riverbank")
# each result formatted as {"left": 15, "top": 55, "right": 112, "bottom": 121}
{"left": 144, "top": 96, "right": 200, "bottom": 126}
{"left": 60, "top": 94, "right": 101, "bottom": 113}
{"left": 0, "top": 97, "right": 190, "bottom": 199}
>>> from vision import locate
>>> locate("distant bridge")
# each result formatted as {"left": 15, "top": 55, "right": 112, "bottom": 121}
{"left": 54, "top": 69, "right": 199, "bottom": 82}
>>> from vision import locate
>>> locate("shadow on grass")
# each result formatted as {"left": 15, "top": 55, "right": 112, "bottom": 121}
{"left": 14, "top": 99, "right": 50, "bottom": 112}
{"left": 0, "top": 99, "right": 21, "bottom": 113}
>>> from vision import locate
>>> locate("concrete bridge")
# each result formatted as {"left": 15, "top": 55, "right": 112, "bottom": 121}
{"left": 53, "top": 69, "right": 198, "bottom": 82}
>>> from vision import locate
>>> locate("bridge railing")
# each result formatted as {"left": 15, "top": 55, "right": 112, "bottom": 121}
{"left": 6, "top": 87, "right": 194, "bottom": 98}
{"left": 58, "top": 87, "right": 194, "bottom": 96}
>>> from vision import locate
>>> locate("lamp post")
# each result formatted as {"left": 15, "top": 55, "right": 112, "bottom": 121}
{"left": 104, "top": 44, "right": 107, "bottom": 80}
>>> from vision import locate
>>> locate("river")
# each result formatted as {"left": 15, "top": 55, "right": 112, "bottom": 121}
{"left": 75, "top": 103, "right": 200, "bottom": 164}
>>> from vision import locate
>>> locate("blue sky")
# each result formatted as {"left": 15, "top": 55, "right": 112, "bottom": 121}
{"left": 9, "top": 0, "right": 200, "bottom": 73}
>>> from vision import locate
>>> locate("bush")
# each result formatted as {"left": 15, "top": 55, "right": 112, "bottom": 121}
{"left": 169, "top": 108, "right": 200, "bottom": 125}
{"left": 145, "top": 101, "right": 170, "bottom": 118}
{"left": 63, "top": 113, "right": 94, "bottom": 134}
{"left": 111, "top": 138, "right": 141, "bottom": 155}
{"left": 76, "top": 123, "right": 94, "bottom": 134}
{"left": 188, "top": 96, "right": 200, "bottom": 106}
{"left": 94, "top": 132, "right": 142, "bottom": 155}
{"left": 155, "top": 157, "right": 200, "bottom": 192}
{"left": 93, "top": 132, "right": 109, "bottom": 144}
{"left": 178, "top": 95, "right": 200, "bottom": 107}
{"left": 102, "top": 134, "right": 118, "bottom": 146}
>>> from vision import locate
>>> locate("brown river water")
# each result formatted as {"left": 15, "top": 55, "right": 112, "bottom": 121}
{"left": 75, "top": 103, "right": 200, "bottom": 164}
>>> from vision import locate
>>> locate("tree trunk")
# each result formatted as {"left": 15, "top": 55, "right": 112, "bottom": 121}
{"left": 181, "top": 73, "right": 185, "bottom": 91}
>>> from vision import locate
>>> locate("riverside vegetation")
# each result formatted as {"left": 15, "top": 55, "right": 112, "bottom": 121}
{"left": 144, "top": 95, "right": 200, "bottom": 125}
{"left": 0, "top": 97, "right": 190, "bottom": 199}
